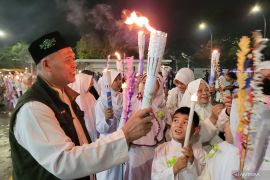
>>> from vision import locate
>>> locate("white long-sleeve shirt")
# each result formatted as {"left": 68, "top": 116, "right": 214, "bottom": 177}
{"left": 151, "top": 139, "right": 206, "bottom": 180}
{"left": 198, "top": 141, "right": 239, "bottom": 180}
{"left": 14, "top": 100, "right": 129, "bottom": 179}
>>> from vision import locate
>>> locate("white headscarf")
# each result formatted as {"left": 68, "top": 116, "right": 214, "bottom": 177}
{"left": 180, "top": 78, "right": 212, "bottom": 121}
{"left": 97, "top": 69, "right": 120, "bottom": 95}
{"left": 98, "top": 69, "right": 122, "bottom": 114}
{"left": 69, "top": 73, "right": 98, "bottom": 141}
{"left": 174, "top": 68, "right": 195, "bottom": 85}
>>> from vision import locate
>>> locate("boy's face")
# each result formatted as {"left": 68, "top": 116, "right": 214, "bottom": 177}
{"left": 171, "top": 113, "right": 190, "bottom": 141}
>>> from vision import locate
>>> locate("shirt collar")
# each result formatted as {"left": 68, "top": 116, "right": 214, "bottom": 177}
{"left": 171, "top": 138, "right": 183, "bottom": 148}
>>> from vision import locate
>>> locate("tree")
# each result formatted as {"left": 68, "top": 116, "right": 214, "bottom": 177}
{"left": 75, "top": 34, "right": 107, "bottom": 59}
{"left": 0, "top": 42, "right": 31, "bottom": 68}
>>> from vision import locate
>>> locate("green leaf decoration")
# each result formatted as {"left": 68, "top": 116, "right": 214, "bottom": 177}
{"left": 156, "top": 109, "right": 165, "bottom": 120}
{"left": 206, "top": 144, "right": 219, "bottom": 159}
{"left": 167, "top": 156, "right": 177, "bottom": 167}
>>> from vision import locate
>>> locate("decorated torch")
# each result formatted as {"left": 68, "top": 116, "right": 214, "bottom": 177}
{"left": 124, "top": 11, "right": 167, "bottom": 108}
{"left": 138, "top": 31, "right": 146, "bottom": 77}
{"left": 184, "top": 94, "right": 198, "bottom": 147}
{"left": 103, "top": 69, "right": 113, "bottom": 108}
{"left": 142, "top": 30, "right": 167, "bottom": 108}
{"left": 115, "top": 51, "right": 124, "bottom": 75}
{"left": 209, "top": 49, "right": 220, "bottom": 86}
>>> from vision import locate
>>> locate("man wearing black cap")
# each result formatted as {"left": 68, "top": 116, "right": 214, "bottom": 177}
{"left": 9, "top": 31, "right": 153, "bottom": 180}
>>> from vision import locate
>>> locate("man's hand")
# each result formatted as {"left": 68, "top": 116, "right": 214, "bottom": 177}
{"left": 122, "top": 108, "right": 153, "bottom": 144}
{"left": 173, "top": 156, "right": 188, "bottom": 175}
{"left": 182, "top": 145, "right": 194, "bottom": 163}
{"left": 105, "top": 108, "right": 114, "bottom": 120}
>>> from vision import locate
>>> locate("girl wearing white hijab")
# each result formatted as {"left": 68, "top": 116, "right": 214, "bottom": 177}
{"left": 95, "top": 69, "right": 123, "bottom": 180}
{"left": 69, "top": 73, "right": 98, "bottom": 142}
{"left": 180, "top": 79, "right": 224, "bottom": 150}
{"left": 120, "top": 74, "right": 169, "bottom": 180}
{"left": 166, "top": 68, "right": 195, "bottom": 116}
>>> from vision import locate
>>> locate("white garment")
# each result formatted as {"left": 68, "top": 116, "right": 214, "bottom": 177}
{"left": 174, "top": 68, "right": 195, "bottom": 86}
{"left": 180, "top": 79, "right": 216, "bottom": 148}
{"left": 120, "top": 75, "right": 169, "bottom": 180}
{"left": 198, "top": 141, "right": 240, "bottom": 180}
{"left": 180, "top": 79, "right": 213, "bottom": 120}
{"left": 14, "top": 101, "right": 128, "bottom": 179}
{"left": 69, "top": 73, "right": 99, "bottom": 141}
{"left": 166, "top": 68, "right": 195, "bottom": 116}
{"left": 216, "top": 108, "right": 230, "bottom": 132}
{"left": 95, "top": 70, "right": 124, "bottom": 180}
{"left": 151, "top": 139, "right": 206, "bottom": 180}
{"left": 166, "top": 87, "right": 184, "bottom": 116}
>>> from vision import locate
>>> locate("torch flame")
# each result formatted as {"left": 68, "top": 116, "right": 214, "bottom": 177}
{"left": 124, "top": 11, "right": 155, "bottom": 32}
{"left": 115, "top": 52, "right": 121, "bottom": 60}
{"left": 191, "top": 94, "right": 198, "bottom": 102}
{"left": 212, "top": 49, "right": 219, "bottom": 53}
{"left": 122, "top": 82, "right": 127, "bottom": 89}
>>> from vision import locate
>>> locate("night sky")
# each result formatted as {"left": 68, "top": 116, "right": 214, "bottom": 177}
{"left": 0, "top": 0, "right": 269, "bottom": 54}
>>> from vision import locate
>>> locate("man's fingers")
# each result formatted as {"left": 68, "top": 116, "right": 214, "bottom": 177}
{"left": 136, "top": 108, "right": 153, "bottom": 118}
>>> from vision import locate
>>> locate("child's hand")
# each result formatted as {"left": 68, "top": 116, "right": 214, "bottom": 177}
{"left": 105, "top": 108, "right": 114, "bottom": 120}
{"left": 182, "top": 145, "right": 194, "bottom": 163}
{"left": 173, "top": 156, "right": 188, "bottom": 175}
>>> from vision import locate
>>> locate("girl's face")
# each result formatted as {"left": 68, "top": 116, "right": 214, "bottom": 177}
{"left": 197, "top": 81, "right": 210, "bottom": 104}
{"left": 174, "top": 80, "right": 187, "bottom": 94}
{"left": 111, "top": 74, "right": 122, "bottom": 91}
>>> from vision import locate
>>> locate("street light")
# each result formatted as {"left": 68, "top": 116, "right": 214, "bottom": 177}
{"left": 0, "top": 30, "right": 5, "bottom": 38}
{"left": 250, "top": 4, "right": 267, "bottom": 38}
{"left": 181, "top": 52, "right": 191, "bottom": 68}
{"left": 198, "top": 22, "right": 213, "bottom": 52}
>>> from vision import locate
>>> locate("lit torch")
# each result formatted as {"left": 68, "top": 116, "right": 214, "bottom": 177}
{"left": 138, "top": 31, "right": 145, "bottom": 77}
{"left": 115, "top": 51, "right": 124, "bottom": 75}
{"left": 124, "top": 11, "right": 167, "bottom": 108}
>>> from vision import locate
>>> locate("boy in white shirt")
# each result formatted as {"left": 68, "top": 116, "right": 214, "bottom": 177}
{"left": 152, "top": 107, "right": 206, "bottom": 180}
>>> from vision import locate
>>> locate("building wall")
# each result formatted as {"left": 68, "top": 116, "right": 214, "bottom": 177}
{"left": 76, "top": 59, "right": 172, "bottom": 73}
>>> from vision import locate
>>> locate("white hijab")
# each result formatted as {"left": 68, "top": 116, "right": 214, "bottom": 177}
{"left": 174, "top": 68, "right": 195, "bottom": 107}
{"left": 98, "top": 69, "right": 123, "bottom": 115}
{"left": 180, "top": 78, "right": 212, "bottom": 121}
{"left": 174, "top": 68, "right": 195, "bottom": 86}
{"left": 69, "top": 73, "right": 98, "bottom": 141}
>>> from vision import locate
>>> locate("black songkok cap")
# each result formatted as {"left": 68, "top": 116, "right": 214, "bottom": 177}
{"left": 28, "top": 31, "right": 69, "bottom": 64}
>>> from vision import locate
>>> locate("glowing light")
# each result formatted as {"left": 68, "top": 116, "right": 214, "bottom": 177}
{"left": 0, "top": 30, "right": 5, "bottom": 37}
{"left": 199, "top": 22, "right": 206, "bottom": 30}
{"left": 115, "top": 52, "right": 121, "bottom": 60}
{"left": 251, "top": 5, "right": 261, "bottom": 13}
{"left": 124, "top": 11, "right": 155, "bottom": 32}
{"left": 191, "top": 94, "right": 198, "bottom": 102}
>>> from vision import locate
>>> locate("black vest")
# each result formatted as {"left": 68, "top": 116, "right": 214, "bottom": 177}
{"left": 9, "top": 76, "right": 92, "bottom": 180}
